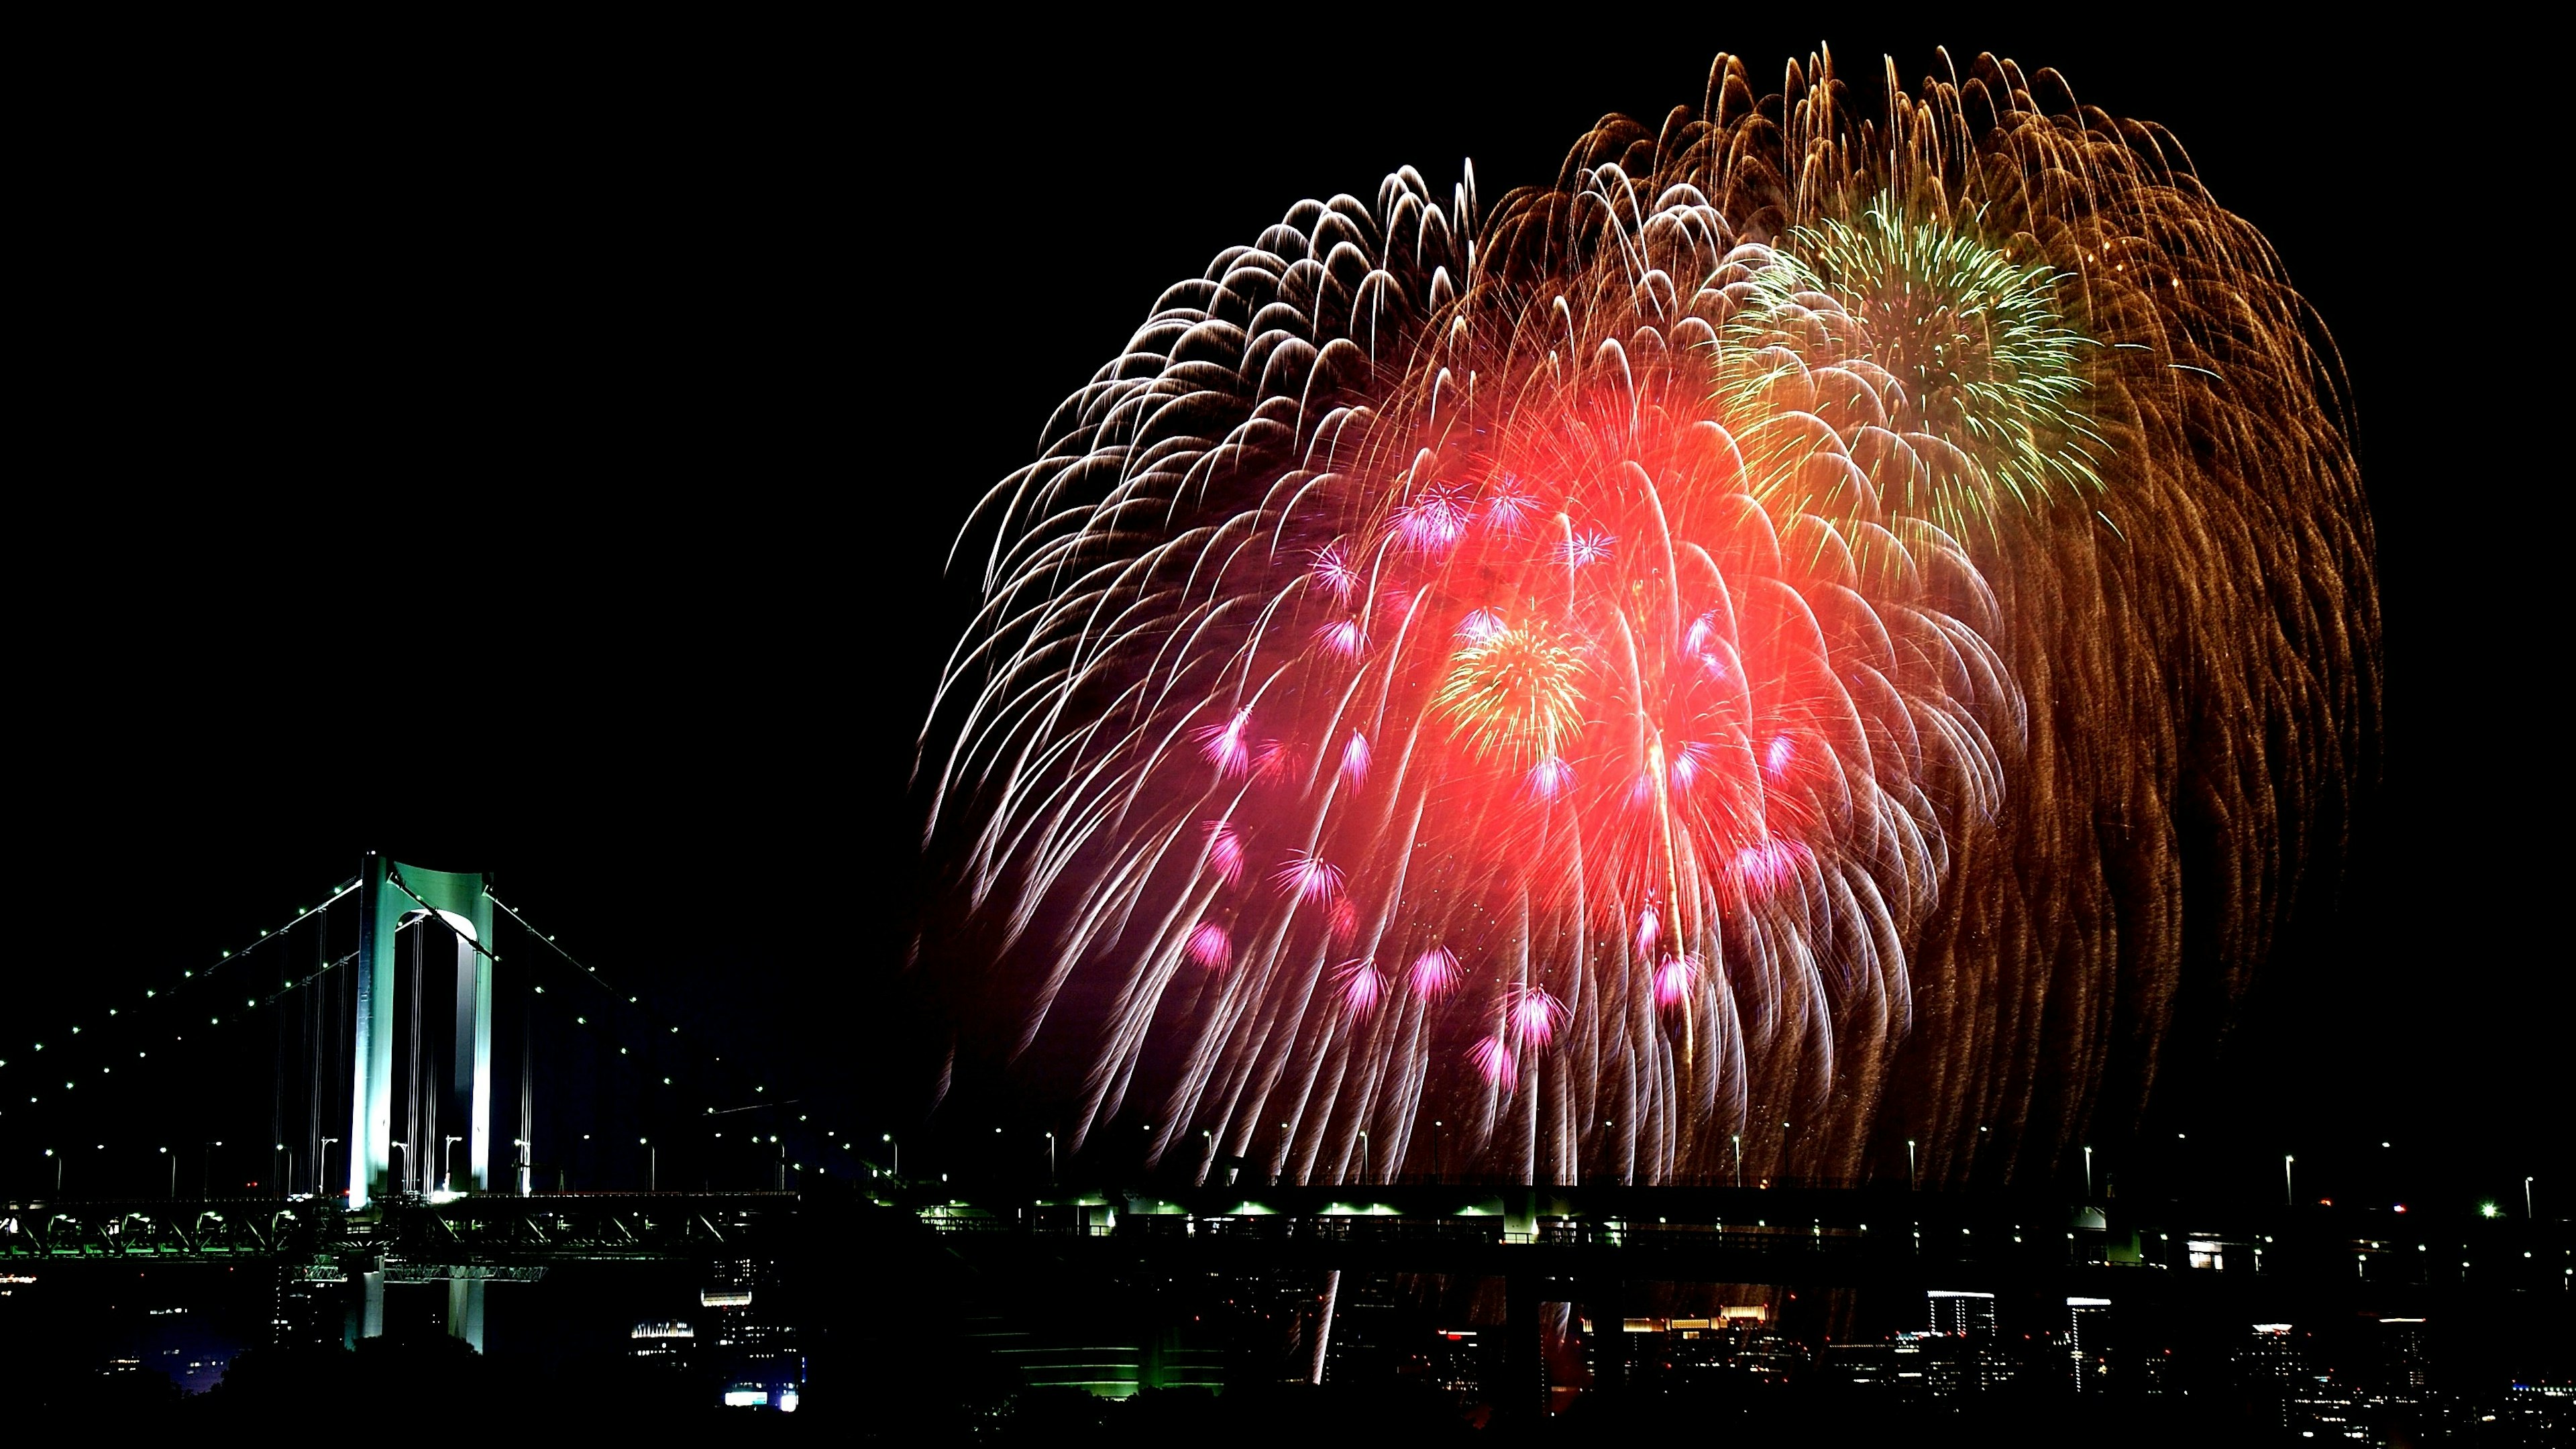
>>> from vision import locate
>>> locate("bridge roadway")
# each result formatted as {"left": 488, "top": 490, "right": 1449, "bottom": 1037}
{"left": 0, "top": 1191, "right": 804, "bottom": 1271}
{"left": 5, "top": 1182, "right": 2564, "bottom": 1308}
{"left": 915, "top": 1182, "right": 2572, "bottom": 1309}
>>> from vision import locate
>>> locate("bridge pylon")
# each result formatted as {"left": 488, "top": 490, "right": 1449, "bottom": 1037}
{"left": 346, "top": 854, "right": 494, "bottom": 1210}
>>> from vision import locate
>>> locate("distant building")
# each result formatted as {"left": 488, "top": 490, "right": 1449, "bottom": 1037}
{"left": 702, "top": 1259, "right": 801, "bottom": 1410}
{"left": 2068, "top": 1297, "right": 2112, "bottom": 1393}
{"left": 1927, "top": 1289, "right": 1996, "bottom": 1337}
{"left": 269, "top": 1260, "right": 343, "bottom": 1350}
{"left": 1422, "top": 1328, "right": 1490, "bottom": 1395}
{"left": 630, "top": 1320, "right": 695, "bottom": 1373}
{"left": 2237, "top": 1322, "right": 2306, "bottom": 1389}
{"left": 2377, "top": 1317, "right": 2428, "bottom": 1397}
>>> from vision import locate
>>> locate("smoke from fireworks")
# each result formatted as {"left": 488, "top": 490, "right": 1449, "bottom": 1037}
{"left": 920, "top": 48, "right": 2375, "bottom": 1188}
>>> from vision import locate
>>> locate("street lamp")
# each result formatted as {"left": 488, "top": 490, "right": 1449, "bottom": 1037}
{"left": 1045, "top": 1131, "right": 1057, "bottom": 1187}
{"left": 2083, "top": 1145, "right": 2094, "bottom": 1199}
{"left": 46, "top": 1148, "right": 60, "bottom": 1195}
{"left": 2526, "top": 1177, "right": 2536, "bottom": 1219}
{"left": 161, "top": 1146, "right": 174, "bottom": 1198}
{"left": 881, "top": 1133, "right": 898, "bottom": 1179}
{"left": 390, "top": 1141, "right": 411, "bottom": 1193}
{"left": 1358, "top": 1131, "right": 1369, "bottom": 1183}
{"left": 641, "top": 1137, "right": 655, "bottom": 1191}
{"left": 513, "top": 1138, "right": 531, "bottom": 1197}
{"left": 442, "top": 1136, "right": 463, "bottom": 1192}
{"left": 2284, "top": 1154, "right": 2295, "bottom": 1207}
{"left": 1907, "top": 1138, "right": 1917, "bottom": 1190}
{"left": 318, "top": 1138, "right": 340, "bottom": 1198}
{"left": 1733, "top": 1134, "right": 1743, "bottom": 1191}
{"left": 202, "top": 1140, "right": 223, "bottom": 1199}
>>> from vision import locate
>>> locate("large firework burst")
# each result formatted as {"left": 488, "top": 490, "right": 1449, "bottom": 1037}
{"left": 920, "top": 49, "right": 2376, "bottom": 1189}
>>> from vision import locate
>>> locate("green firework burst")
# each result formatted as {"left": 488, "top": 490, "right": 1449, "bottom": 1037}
{"left": 1719, "top": 197, "right": 2102, "bottom": 535}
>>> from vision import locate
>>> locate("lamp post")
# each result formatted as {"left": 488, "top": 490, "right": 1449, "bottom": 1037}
{"left": 46, "top": 1148, "right": 60, "bottom": 1195}
{"left": 1045, "top": 1131, "right": 1057, "bottom": 1187}
{"left": 881, "top": 1133, "right": 898, "bottom": 1180}
{"left": 641, "top": 1138, "right": 655, "bottom": 1192}
{"left": 2528, "top": 1176, "right": 2537, "bottom": 1220}
{"left": 162, "top": 1146, "right": 174, "bottom": 1199}
{"left": 2083, "top": 1145, "right": 2094, "bottom": 1199}
{"left": 513, "top": 1138, "right": 531, "bottom": 1197}
{"left": 2284, "top": 1154, "right": 2295, "bottom": 1207}
{"left": 1358, "top": 1131, "right": 1369, "bottom": 1184}
{"left": 390, "top": 1141, "right": 410, "bottom": 1194}
{"left": 202, "top": 1140, "right": 223, "bottom": 1199}
{"left": 1907, "top": 1138, "right": 1917, "bottom": 1190}
{"left": 318, "top": 1138, "right": 340, "bottom": 1198}
{"left": 1733, "top": 1134, "right": 1743, "bottom": 1191}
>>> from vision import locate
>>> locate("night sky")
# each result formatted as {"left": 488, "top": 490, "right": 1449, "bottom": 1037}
{"left": 13, "top": 22, "right": 2555, "bottom": 1214}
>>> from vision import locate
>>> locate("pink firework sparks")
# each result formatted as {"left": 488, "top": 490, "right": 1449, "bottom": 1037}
{"left": 1456, "top": 607, "right": 1507, "bottom": 643}
{"left": 1684, "top": 611, "right": 1716, "bottom": 653}
{"left": 1526, "top": 755, "right": 1574, "bottom": 800}
{"left": 1311, "top": 543, "right": 1360, "bottom": 600}
{"left": 1654, "top": 954, "right": 1697, "bottom": 1007}
{"left": 1511, "top": 988, "right": 1566, "bottom": 1047}
{"left": 1336, "top": 959, "right": 1383, "bottom": 1014}
{"left": 1468, "top": 1033, "right": 1518, "bottom": 1091}
{"left": 1394, "top": 485, "right": 1471, "bottom": 553}
{"left": 1185, "top": 921, "right": 1232, "bottom": 970}
{"left": 1205, "top": 822, "right": 1245, "bottom": 885}
{"left": 1557, "top": 529, "right": 1615, "bottom": 567}
{"left": 1735, "top": 838, "right": 1806, "bottom": 892}
{"left": 1252, "top": 738, "right": 1304, "bottom": 782}
{"left": 1327, "top": 894, "right": 1358, "bottom": 942}
{"left": 1274, "top": 850, "right": 1344, "bottom": 902}
{"left": 1764, "top": 733, "right": 1796, "bottom": 780}
{"left": 1339, "top": 729, "right": 1371, "bottom": 786}
{"left": 1317, "top": 619, "right": 1366, "bottom": 658}
{"left": 1197, "top": 708, "right": 1253, "bottom": 776}
{"left": 1669, "top": 742, "right": 1709, "bottom": 791}
{"left": 1635, "top": 905, "right": 1661, "bottom": 958}
{"left": 1410, "top": 945, "right": 1460, "bottom": 996}
{"left": 1483, "top": 478, "right": 1538, "bottom": 532}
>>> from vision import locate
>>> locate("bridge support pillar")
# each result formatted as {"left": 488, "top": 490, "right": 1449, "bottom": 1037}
{"left": 361, "top": 1267, "right": 385, "bottom": 1339}
{"left": 347, "top": 855, "right": 494, "bottom": 1210}
{"left": 446, "top": 1274, "right": 486, "bottom": 1353}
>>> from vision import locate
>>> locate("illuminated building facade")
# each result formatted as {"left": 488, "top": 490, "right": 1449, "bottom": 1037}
{"left": 1927, "top": 1289, "right": 1996, "bottom": 1337}
{"left": 702, "top": 1258, "right": 802, "bottom": 1410}
{"left": 2068, "top": 1297, "right": 2112, "bottom": 1393}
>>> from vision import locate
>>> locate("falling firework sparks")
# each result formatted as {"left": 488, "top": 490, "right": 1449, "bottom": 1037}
{"left": 922, "top": 48, "right": 2376, "bottom": 1189}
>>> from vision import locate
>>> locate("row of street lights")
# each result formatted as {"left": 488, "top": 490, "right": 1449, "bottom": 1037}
{"left": 36, "top": 1140, "right": 227, "bottom": 1197}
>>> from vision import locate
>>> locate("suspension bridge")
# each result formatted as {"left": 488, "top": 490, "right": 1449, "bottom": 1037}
{"left": 0, "top": 853, "right": 881, "bottom": 1352}
{"left": 3, "top": 855, "right": 2563, "bottom": 1377}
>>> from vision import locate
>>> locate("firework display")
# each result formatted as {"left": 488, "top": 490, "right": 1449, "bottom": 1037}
{"left": 920, "top": 50, "right": 2376, "bottom": 1187}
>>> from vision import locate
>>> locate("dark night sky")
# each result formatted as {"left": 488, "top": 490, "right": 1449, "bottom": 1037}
{"left": 10, "top": 19, "right": 2556, "bottom": 1210}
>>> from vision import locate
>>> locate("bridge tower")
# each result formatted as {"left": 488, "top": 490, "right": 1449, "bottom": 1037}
{"left": 346, "top": 854, "right": 494, "bottom": 1210}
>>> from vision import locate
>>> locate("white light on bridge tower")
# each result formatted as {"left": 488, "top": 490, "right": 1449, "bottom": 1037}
{"left": 346, "top": 854, "right": 495, "bottom": 1211}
